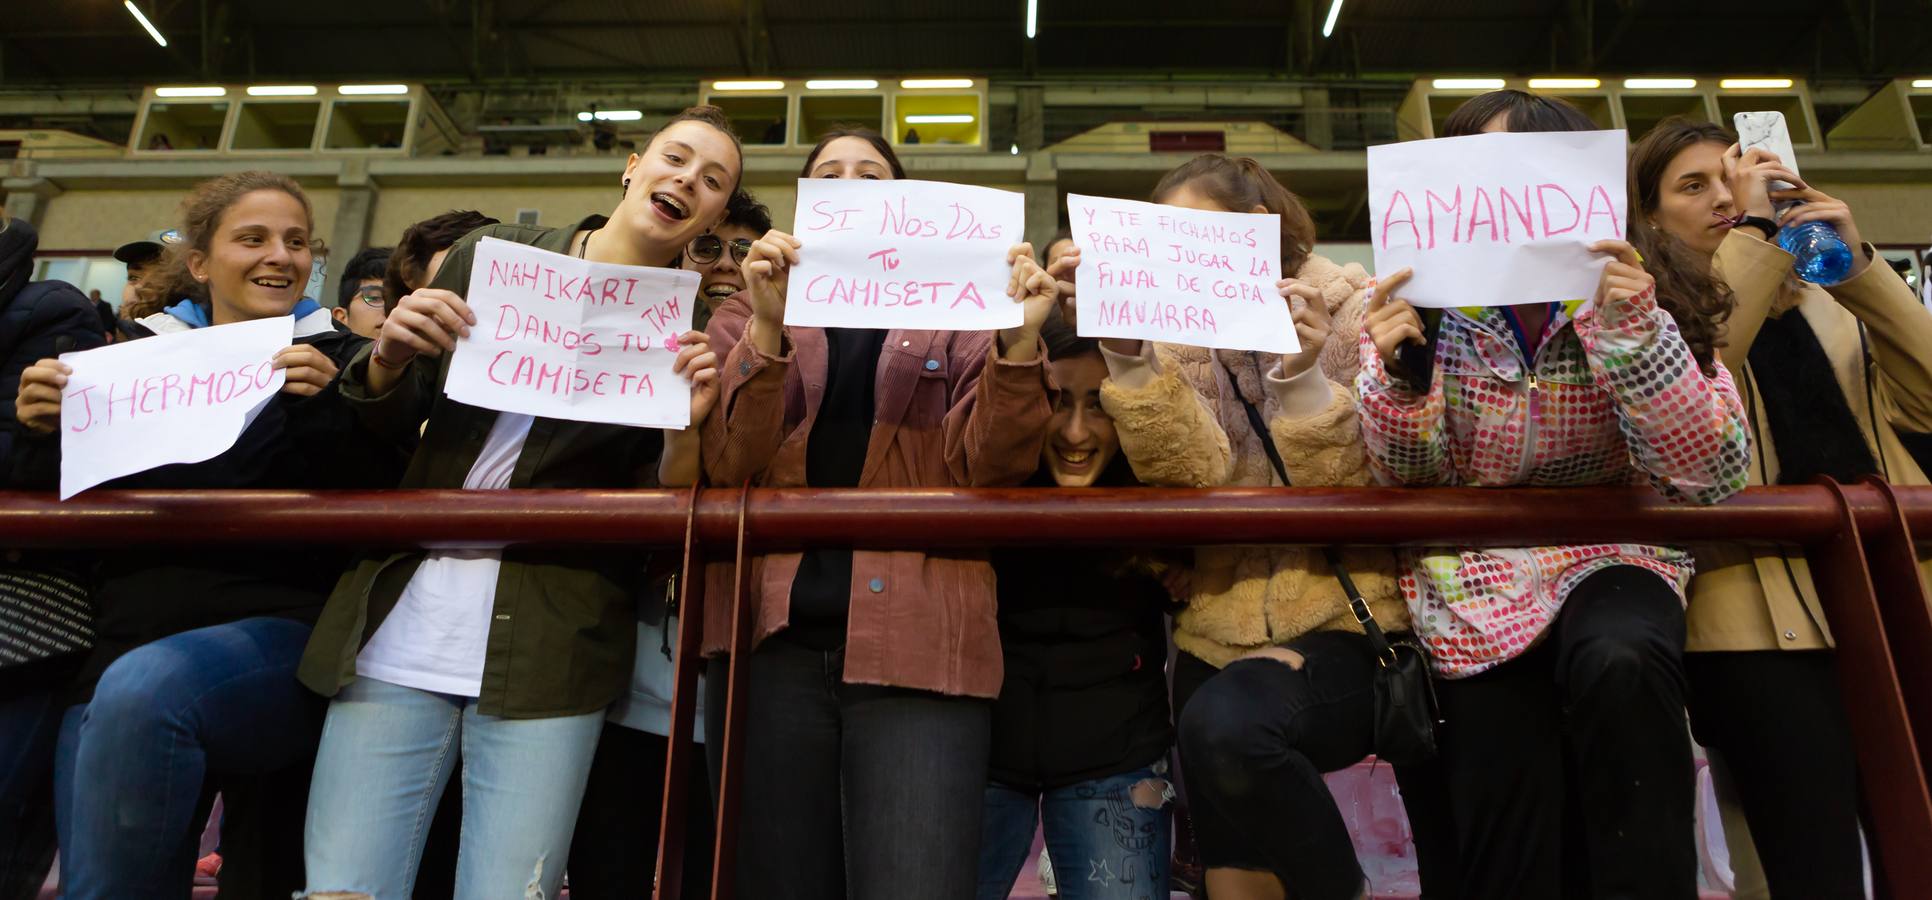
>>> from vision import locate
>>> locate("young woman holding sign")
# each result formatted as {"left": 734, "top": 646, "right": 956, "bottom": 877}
{"left": 1056, "top": 153, "right": 1445, "bottom": 900}
{"left": 1634, "top": 116, "right": 1932, "bottom": 898}
{"left": 974, "top": 312, "right": 1179, "bottom": 900}
{"left": 10, "top": 170, "right": 404, "bottom": 900}
{"left": 699, "top": 128, "right": 1058, "bottom": 899}
{"left": 1356, "top": 91, "right": 1753, "bottom": 898}
{"left": 294, "top": 106, "right": 732, "bottom": 900}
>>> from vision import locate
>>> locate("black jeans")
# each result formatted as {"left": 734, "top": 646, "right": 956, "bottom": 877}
{"left": 707, "top": 638, "right": 990, "bottom": 900}
{"left": 568, "top": 724, "right": 715, "bottom": 900}
{"left": 1686, "top": 649, "right": 1865, "bottom": 899}
{"left": 1176, "top": 631, "right": 1452, "bottom": 900}
{"left": 1432, "top": 565, "right": 1696, "bottom": 900}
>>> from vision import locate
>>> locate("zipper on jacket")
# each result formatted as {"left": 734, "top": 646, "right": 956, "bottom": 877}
{"left": 1515, "top": 372, "right": 1541, "bottom": 484}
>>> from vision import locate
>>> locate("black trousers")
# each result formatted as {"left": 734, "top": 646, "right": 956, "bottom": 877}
{"left": 1173, "top": 633, "right": 1459, "bottom": 900}
{"left": 1432, "top": 565, "right": 1696, "bottom": 900}
{"left": 568, "top": 724, "right": 715, "bottom": 900}
{"left": 1686, "top": 649, "right": 1865, "bottom": 899}
{"left": 706, "top": 639, "right": 990, "bottom": 900}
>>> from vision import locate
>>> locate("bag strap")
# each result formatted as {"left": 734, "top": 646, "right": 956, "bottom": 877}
{"left": 1234, "top": 366, "right": 1396, "bottom": 661}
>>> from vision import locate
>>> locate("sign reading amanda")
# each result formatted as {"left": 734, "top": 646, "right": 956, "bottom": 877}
{"left": 444, "top": 237, "right": 697, "bottom": 428}
{"left": 1367, "top": 128, "right": 1628, "bottom": 308}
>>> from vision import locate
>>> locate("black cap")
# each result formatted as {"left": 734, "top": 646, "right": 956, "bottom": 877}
{"left": 112, "top": 240, "right": 163, "bottom": 265}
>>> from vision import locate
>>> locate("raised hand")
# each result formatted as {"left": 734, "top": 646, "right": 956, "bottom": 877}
{"left": 671, "top": 329, "right": 722, "bottom": 424}
{"left": 273, "top": 344, "right": 339, "bottom": 397}
{"left": 1000, "top": 243, "right": 1060, "bottom": 362}
{"left": 1364, "top": 267, "right": 1424, "bottom": 369}
{"left": 375, "top": 289, "right": 475, "bottom": 366}
{"left": 1277, "top": 279, "right": 1332, "bottom": 380}
{"left": 15, "top": 358, "right": 69, "bottom": 433}
{"left": 1589, "top": 240, "right": 1657, "bottom": 315}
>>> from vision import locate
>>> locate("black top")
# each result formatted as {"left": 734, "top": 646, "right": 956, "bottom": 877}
{"left": 784, "top": 326, "right": 886, "bottom": 650}
{"left": 10, "top": 317, "right": 409, "bottom": 701}
{"left": 988, "top": 541, "right": 1175, "bottom": 790}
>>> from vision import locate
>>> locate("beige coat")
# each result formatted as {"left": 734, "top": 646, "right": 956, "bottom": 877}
{"left": 1688, "top": 231, "right": 1932, "bottom": 652}
{"left": 1097, "top": 253, "right": 1406, "bottom": 669}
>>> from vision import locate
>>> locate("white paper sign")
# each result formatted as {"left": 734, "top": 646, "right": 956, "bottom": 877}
{"left": 1068, "top": 194, "right": 1295, "bottom": 353}
{"left": 58, "top": 316, "right": 293, "bottom": 499}
{"left": 1367, "top": 129, "right": 1628, "bottom": 308}
{"left": 785, "top": 178, "right": 1025, "bottom": 331}
{"left": 444, "top": 238, "right": 698, "bottom": 429}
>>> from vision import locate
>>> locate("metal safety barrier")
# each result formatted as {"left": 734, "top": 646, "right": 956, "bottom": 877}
{"left": 6, "top": 480, "right": 1930, "bottom": 898}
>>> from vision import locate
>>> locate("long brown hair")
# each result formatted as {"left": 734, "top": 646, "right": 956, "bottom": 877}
{"left": 1630, "top": 116, "right": 1743, "bottom": 373}
{"left": 1151, "top": 154, "right": 1317, "bottom": 277}
{"left": 124, "top": 171, "right": 318, "bottom": 320}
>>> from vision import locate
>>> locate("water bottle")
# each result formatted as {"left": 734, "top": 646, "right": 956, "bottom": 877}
{"left": 1777, "top": 217, "right": 1855, "bottom": 286}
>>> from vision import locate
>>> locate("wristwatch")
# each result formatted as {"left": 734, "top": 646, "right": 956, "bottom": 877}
{"left": 1737, "top": 215, "right": 1778, "bottom": 241}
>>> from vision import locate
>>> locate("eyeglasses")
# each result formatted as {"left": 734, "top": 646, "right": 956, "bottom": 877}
{"left": 686, "top": 234, "right": 752, "bottom": 267}
{"left": 354, "top": 286, "right": 386, "bottom": 308}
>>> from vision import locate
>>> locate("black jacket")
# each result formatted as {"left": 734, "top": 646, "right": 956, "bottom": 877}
{"left": 988, "top": 469, "right": 1175, "bottom": 790}
{"left": 9, "top": 308, "right": 409, "bottom": 700}
{"left": 0, "top": 218, "right": 107, "bottom": 485}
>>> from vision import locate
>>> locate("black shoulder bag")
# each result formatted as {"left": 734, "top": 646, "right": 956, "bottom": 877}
{"left": 1235, "top": 375, "right": 1440, "bottom": 766}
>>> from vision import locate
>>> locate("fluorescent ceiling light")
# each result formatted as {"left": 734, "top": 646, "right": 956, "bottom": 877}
{"left": 1720, "top": 78, "right": 1793, "bottom": 89}
{"left": 247, "top": 85, "right": 318, "bottom": 97}
{"left": 338, "top": 84, "right": 409, "bottom": 95}
{"left": 1914, "top": 79, "right": 1932, "bottom": 89}
{"left": 905, "top": 114, "right": 975, "bottom": 124}
{"left": 124, "top": 1, "right": 168, "bottom": 47}
{"left": 578, "top": 109, "right": 642, "bottom": 122}
{"left": 1528, "top": 77, "right": 1601, "bottom": 89}
{"left": 1432, "top": 78, "right": 1505, "bottom": 90}
{"left": 1026, "top": 0, "right": 1038, "bottom": 38}
{"left": 155, "top": 86, "right": 226, "bottom": 98}
{"left": 1624, "top": 78, "right": 1697, "bottom": 90}
{"left": 1322, "top": 0, "right": 1344, "bottom": 38}
{"left": 806, "top": 79, "right": 879, "bottom": 90}
{"left": 1010, "top": 143, "right": 1020, "bottom": 155}
{"left": 712, "top": 80, "right": 785, "bottom": 91}
{"left": 902, "top": 79, "right": 975, "bottom": 89}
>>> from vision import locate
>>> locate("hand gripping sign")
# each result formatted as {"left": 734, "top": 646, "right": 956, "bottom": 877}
{"left": 1068, "top": 193, "right": 1297, "bottom": 354}
{"left": 444, "top": 237, "right": 698, "bottom": 428}
{"left": 59, "top": 315, "right": 293, "bottom": 499}
{"left": 1367, "top": 129, "right": 1629, "bottom": 309}
{"left": 784, "top": 178, "right": 1027, "bottom": 331}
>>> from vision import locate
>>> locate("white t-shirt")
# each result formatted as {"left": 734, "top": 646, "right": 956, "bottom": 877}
{"left": 356, "top": 413, "right": 535, "bottom": 697}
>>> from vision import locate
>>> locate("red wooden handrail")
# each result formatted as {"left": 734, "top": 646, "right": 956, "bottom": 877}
{"left": 0, "top": 484, "right": 1875, "bottom": 548}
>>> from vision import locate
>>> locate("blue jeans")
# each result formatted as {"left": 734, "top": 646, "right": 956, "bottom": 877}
{"left": 977, "top": 765, "right": 1174, "bottom": 900}
{"left": 302, "top": 676, "right": 604, "bottom": 900}
{"left": 51, "top": 616, "right": 321, "bottom": 900}
{"left": 0, "top": 683, "right": 66, "bottom": 899}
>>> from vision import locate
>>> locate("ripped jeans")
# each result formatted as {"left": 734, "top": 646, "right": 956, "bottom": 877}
{"left": 976, "top": 764, "right": 1173, "bottom": 900}
{"left": 301, "top": 676, "right": 603, "bottom": 900}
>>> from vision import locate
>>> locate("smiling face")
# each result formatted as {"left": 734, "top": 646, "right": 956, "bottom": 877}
{"left": 187, "top": 189, "right": 313, "bottom": 325}
{"left": 1043, "top": 352, "right": 1120, "bottom": 487}
{"left": 808, "top": 136, "right": 896, "bottom": 180}
{"left": 617, "top": 120, "right": 741, "bottom": 258}
{"left": 1652, "top": 140, "right": 1738, "bottom": 257}
{"left": 684, "top": 222, "right": 761, "bottom": 308}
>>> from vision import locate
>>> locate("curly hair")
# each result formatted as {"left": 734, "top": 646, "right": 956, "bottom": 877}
{"left": 1630, "top": 116, "right": 1743, "bottom": 374}
{"left": 124, "top": 171, "right": 319, "bottom": 320}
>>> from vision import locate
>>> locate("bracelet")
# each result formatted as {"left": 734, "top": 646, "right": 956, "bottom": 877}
{"left": 1738, "top": 215, "right": 1778, "bottom": 241}
{"left": 370, "top": 343, "right": 411, "bottom": 370}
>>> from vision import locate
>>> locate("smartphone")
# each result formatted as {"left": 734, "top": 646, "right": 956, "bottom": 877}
{"left": 1733, "top": 111, "right": 1801, "bottom": 194}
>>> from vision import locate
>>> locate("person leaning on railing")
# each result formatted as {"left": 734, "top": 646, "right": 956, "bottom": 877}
{"left": 698, "top": 128, "right": 1058, "bottom": 900}
{"left": 1356, "top": 90, "right": 1753, "bottom": 900}
{"left": 9, "top": 170, "right": 406, "bottom": 900}
{"left": 1057, "top": 152, "right": 1447, "bottom": 900}
{"left": 1634, "top": 116, "right": 1932, "bottom": 900}
{"left": 293, "top": 105, "right": 735, "bottom": 900}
